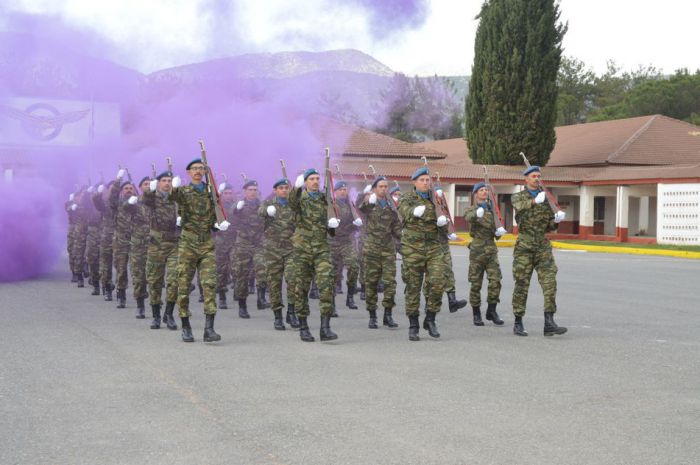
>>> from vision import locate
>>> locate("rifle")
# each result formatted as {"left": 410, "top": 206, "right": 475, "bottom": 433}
{"left": 280, "top": 159, "right": 288, "bottom": 180}
{"left": 433, "top": 171, "right": 456, "bottom": 235}
{"left": 367, "top": 164, "right": 399, "bottom": 214}
{"left": 419, "top": 156, "right": 452, "bottom": 230}
{"left": 324, "top": 147, "right": 339, "bottom": 221}
{"left": 166, "top": 157, "right": 173, "bottom": 175}
{"left": 198, "top": 139, "right": 227, "bottom": 224}
{"left": 335, "top": 163, "right": 362, "bottom": 222}
{"left": 482, "top": 165, "right": 505, "bottom": 230}
{"left": 519, "top": 152, "right": 561, "bottom": 211}
{"left": 151, "top": 163, "right": 157, "bottom": 179}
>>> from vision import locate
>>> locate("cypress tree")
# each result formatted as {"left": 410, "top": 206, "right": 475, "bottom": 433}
{"left": 466, "top": 0, "right": 567, "bottom": 165}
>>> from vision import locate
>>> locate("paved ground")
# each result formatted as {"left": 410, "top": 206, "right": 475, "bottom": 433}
{"left": 1, "top": 246, "right": 699, "bottom": 465}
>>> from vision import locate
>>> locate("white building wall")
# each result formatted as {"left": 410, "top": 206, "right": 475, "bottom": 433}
{"left": 657, "top": 183, "right": 700, "bottom": 245}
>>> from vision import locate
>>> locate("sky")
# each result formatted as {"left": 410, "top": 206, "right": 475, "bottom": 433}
{"left": 2, "top": 0, "right": 699, "bottom": 76}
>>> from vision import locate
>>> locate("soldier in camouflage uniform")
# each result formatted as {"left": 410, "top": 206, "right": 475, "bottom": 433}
{"left": 511, "top": 166, "right": 567, "bottom": 337}
{"left": 465, "top": 182, "right": 506, "bottom": 326}
{"left": 231, "top": 179, "right": 268, "bottom": 318}
{"left": 259, "top": 178, "right": 299, "bottom": 330}
{"left": 214, "top": 184, "right": 237, "bottom": 309}
{"left": 93, "top": 181, "right": 116, "bottom": 301}
{"left": 108, "top": 170, "right": 137, "bottom": 308}
{"left": 65, "top": 193, "right": 80, "bottom": 283}
{"left": 288, "top": 168, "right": 339, "bottom": 342}
{"left": 144, "top": 171, "right": 180, "bottom": 331}
{"left": 170, "top": 159, "right": 228, "bottom": 343}
{"left": 398, "top": 167, "right": 449, "bottom": 341}
{"left": 128, "top": 177, "right": 152, "bottom": 319}
{"left": 84, "top": 184, "right": 103, "bottom": 295}
{"left": 329, "top": 181, "right": 362, "bottom": 312}
{"left": 68, "top": 189, "right": 89, "bottom": 287}
{"left": 358, "top": 176, "right": 401, "bottom": 329}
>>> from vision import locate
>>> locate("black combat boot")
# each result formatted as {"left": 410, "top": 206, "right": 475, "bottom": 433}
{"left": 238, "top": 298, "right": 250, "bottom": 319}
{"left": 309, "top": 281, "right": 320, "bottom": 299}
{"left": 218, "top": 290, "right": 228, "bottom": 309}
{"left": 104, "top": 284, "right": 113, "bottom": 302}
{"left": 359, "top": 283, "right": 366, "bottom": 300}
{"left": 91, "top": 281, "right": 101, "bottom": 296}
{"left": 331, "top": 293, "right": 338, "bottom": 317}
{"left": 164, "top": 302, "right": 178, "bottom": 330}
{"left": 335, "top": 280, "right": 343, "bottom": 294}
{"left": 485, "top": 303, "right": 504, "bottom": 325}
{"left": 181, "top": 317, "right": 194, "bottom": 342}
{"left": 116, "top": 289, "right": 126, "bottom": 308}
{"left": 513, "top": 315, "right": 528, "bottom": 336}
{"left": 447, "top": 291, "right": 467, "bottom": 313}
{"left": 286, "top": 304, "right": 300, "bottom": 329}
{"left": 298, "top": 317, "right": 315, "bottom": 342}
{"left": 408, "top": 315, "right": 420, "bottom": 341}
{"left": 273, "top": 309, "right": 286, "bottom": 331}
{"left": 256, "top": 286, "right": 270, "bottom": 310}
{"left": 472, "top": 306, "right": 484, "bottom": 326}
{"left": 150, "top": 304, "right": 161, "bottom": 329}
{"left": 368, "top": 310, "right": 378, "bottom": 329}
{"left": 203, "top": 314, "right": 221, "bottom": 342}
{"left": 383, "top": 308, "right": 398, "bottom": 328}
{"left": 135, "top": 297, "right": 146, "bottom": 319}
{"left": 423, "top": 311, "right": 440, "bottom": 338}
{"left": 76, "top": 274, "right": 84, "bottom": 288}
{"left": 544, "top": 312, "right": 567, "bottom": 336}
{"left": 345, "top": 286, "right": 358, "bottom": 310}
{"left": 320, "top": 314, "right": 338, "bottom": 341}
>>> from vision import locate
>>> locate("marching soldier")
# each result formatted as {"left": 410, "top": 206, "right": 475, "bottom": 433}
{"left": 511, "top": 166, "right": 567, "bottom": 337}
{"left": 398, "top": 167, "right": 449, "bottom": 341}
{"left": 358, "top": 176, "right": 401, "bottom": 329}
{"left": 465, "top": 182, "right": 506, "bottom": 326}
{"left": 170, "top": 159, "right": 229, "bottom": 343}
{"left": 65, "top": 192, "right": 79, "bottom": 283}
{"left": 329, "top": 181, "right": 362, "bottom": 311}
{"left": 69, "top": 188, "right": 89, "bottom": 288}
{"left": 214, "top": 184, "right": 237, "bottom": 309}
{"left": 93, "top": 181, "right": 116, "bottom": 301}
{"left": 108, "top": 171, "right": 137, "bottom": 308}
{"left": 128, "top": 177, "right": 152, "bottom": 319}
{"left": 259, "top": 178, "right": 299, "bottom": 330}
{"left": 84, "top": 184, "right": 103, "bottom": 296}
{"left": 144, "top": 171, "right": 180, "bottom": 330}
{"left": 288, "top": 168, "right": 339, "bottom": 342}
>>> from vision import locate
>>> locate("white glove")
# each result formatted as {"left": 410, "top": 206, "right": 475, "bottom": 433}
{"left": 215, "top": 220, "right": 230, "bottom": 231}
{"left": 266, "top": 205, "right": 276, "bottom": 217}
{"left": 413, "top": 205, "right": 425, "bottom": 218}
{"left": 476, "top": 207, "right": 484, "bottom": 218}
{"left": 363, "top": 184, "right": 372, "bottom": 194}
{"left": 172, "top": 176, "right": 181, "bottom": 188}
{"left": 70, "top": 203, "right": 77, "bottom": 211}
{"left": 328, "top": 218, "right": 340, "bottom": 228}
{"left": 117, "top": 169, "right": 125, "bottom": 179}
{"left": 128, "top": 195, "right": 138, "bottom": 205}
{"left": 368, "top": 193, "right": 377, "bottom": 204}
{"left": 295, "top": 174, "right": 304, "bottom": 188}
{"left": 87, "top": 186, "right": 94, "bottom": 193}
{"left": 149, "top": 179, "right": 158, "bottom": 191}
{"left": 436, "top": 215, "right": 448, "bottom": 227}
{"left": 176, "top": 216, "right": 181, "bottom": 227}
{"left": 69, "top": 193, "right": 74, "bottom": 201}
{"left": 447, "top": 233, "right": 457, "bottom": 241}
{"left": 353, "top": 218, "right": 363, "bottom": 227}
{"left": 535, "top": 191, "right": 546, "bottom": 204}
{"left": 436, "top": 188, "right": 443, "bottom": 198}
{"left": 495, "top": 227, "right": 507, "bottom": 237}
{"left": 554, "top": 210, "right": 566, "bottom": 223}
{"left": 236, "top": 200, "right": 244, "bottom": 210}
{"left": 218, "top": 182, "right": 226, "bottom": 192}
{"left": 392, "top": 195, "right": 399, "bottom": 204}
{"left": 97, "top": 184, "right": 105, "bottom": 193}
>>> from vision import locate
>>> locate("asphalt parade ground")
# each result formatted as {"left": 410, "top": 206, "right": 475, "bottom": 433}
{"left": 1, "top": 246, "right": 699, "bottom": 465}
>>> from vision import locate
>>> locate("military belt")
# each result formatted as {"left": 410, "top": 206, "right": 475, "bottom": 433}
{"left": 150, "top": 230, "right": 180, "bottom": 242}
{"left": 181, "top": 229, "right": 212, "bottom": 243}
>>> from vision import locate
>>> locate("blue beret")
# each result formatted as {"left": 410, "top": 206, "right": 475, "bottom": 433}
{"left": 156, "top": 171, "right": 173, "bottom": 180}
{"left": 273, "top": 178, "right": 289, "bottom": 189}
{"left": 303, "top": 168, "right": 319, "bottom": 180}
{"left": 334, "top": 180, "right": 347, "bottom": 190}
{"left": 138, "top": 176, "right": 151, "bottom": 187}
{"left": 186, "top": 159, "right": 203, "bottom": 170}
{"left": 371, "top": 176, "right": 387, "bottom": 188}
{"left": 389, "top": 185, "right": 401, "bottom": 194}
{"left": 523, "top": 165, "right": 541, "bottom": 176}
{"left": 472, "top": 182, "right": 486, "bottom": 194}
{"left": 411, "top": 166, "right": 429, "bottom": 180}
{"left": 120, "top": 181, "right": 134, "bottom": 190}
{"left": 242, "top": 179, "right": 258, "bottom": 190}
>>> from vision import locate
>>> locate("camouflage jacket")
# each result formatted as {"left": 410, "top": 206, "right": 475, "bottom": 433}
{"left": 465, "top": 203, "right": 498, "bottom": 250}
{"left": 127, "top": 196, "right": 151, "bottom": 246}
{"left": 65, "top": 200, "right": 78, "bottom": 225}
{"left": 359, "top": 196, "right": 401, "bottom": 249}
{"left": 143, "top": 190, "right": 179, "bottom": 240}
{"left": 93, "top": 192, "right": 115, "bottom": 229}
{"left": 288, "top": 187, "right": 332, "bottom": 247}
{"left": 108, "top": 182, "right": 135, "bottom": 238}
{"left": 231, "top": 198, "right": 264, "bottom": 246}
{"left": 398, "top": 189, "right": 447, "bottom": 244}
{"left": 259, "top": 197, "right": 296, "bottom": 252}
{"left": 329, "top": 198, "right": 357, "bottom": 244}
{"left": 512, "top": 189, "right": 557, "bottom": 248}
{"left": 214, "top": 201, "right": 237, "bottom": 246}
{"left": 170, "top": 183, "right": 217, "bottom": 239}
{"left": 81, "top": 193, "right": 102, "bottom": 228}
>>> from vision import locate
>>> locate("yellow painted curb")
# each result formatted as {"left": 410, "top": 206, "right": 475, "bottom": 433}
{"left": 449, "top": 233, "right": 516, "bottom": 248}
{"left": 551, "top": 241, "right": 700, "bottom": 260}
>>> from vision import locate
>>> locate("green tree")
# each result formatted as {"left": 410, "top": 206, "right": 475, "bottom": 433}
{"left": 556, "top": 56, "right": 596, "bottom": 125}
{"left": 466, "top": 0, "right": 566, "bottom": 166}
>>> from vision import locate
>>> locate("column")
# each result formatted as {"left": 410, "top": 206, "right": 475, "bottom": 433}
{"left": 579, "top": 186, "right": 594, "bottom": 239}
{"left": 615, "top": 185, "right": 629, "bottom": 241}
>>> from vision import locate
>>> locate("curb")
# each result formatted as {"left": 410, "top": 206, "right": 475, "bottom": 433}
{"left": 550, "top": 241, "right": 700, "bottom": 260}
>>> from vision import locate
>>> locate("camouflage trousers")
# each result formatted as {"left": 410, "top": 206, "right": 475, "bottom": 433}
{"left": 130, "top": 236, "right": 149, "bottom": 300}
{"left": 215, "top": 240, "right": 234, "bottom": 292}
{"left": 67, "top": 223, "right": 77, "bottom": 274}
{"left": 86, "top": 225, "right": 101, "bottom": 286}
{"left": 401, "top": 240, "right": 446, "bottom": 315}
{"left": 232, "top": 242, "right": 266, "bottom": 300}
{"left": 291, "top": 245, "right": 334, "bottom": 317}
{"left": 146, "top": 234, "right": 179, "bottom": 306}
{"left": 362, "top": 243, "right": 397, "bottom": 312}
{"left": 468, "top": 245, "right": 502, "bottom": 307}
{"left": 357, "top": 236, "right": 365, "bottom": 290}
{"left": 330, "top": 239, "right": 359, "bottom": 291}
{"left": 70, "top": 223, "right": 88, "bottom": 277}
{"left": 512, "top": 243, "right": 558, "bottom": 315}
{"left": 113, "top": 233, "right": 131, "bottom": 291}
{"left": 423, "top": 242, "right": 456, "bottom": 297}
{"left": 99, "top": 226, "right": 114, "bottom": 288}
{"left": 176, "top": 232, "right": 217, "bottom": 317}
{"left": 265, "top": 245, "right": 295, "bottom": 311}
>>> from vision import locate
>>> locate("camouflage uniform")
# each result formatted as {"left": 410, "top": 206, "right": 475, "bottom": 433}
{"left": 93, "top": 190, "right": 115, "bottom": 295}
{"left": 329, "top": 198, "right": 360, "bottom": 294}
{"left": 69, "top": 195, "right": 89, "bottom": 284}
{"left": 84, "top": 193, "right": 103, "bottom": 292}
{"left": 259, "top": 196, "right": 296, "bottom": 311}
{"left": 128, "top": 197, "right": 150, "bottom": 301}
{"left": 231, "top": 198, "right": 266, "bottom": 300}
{"left": 465, "top": 203, "right": 502, "bottom": 307}
{"left": 511, "top": 189, "right": 558, "bottom": 315}
{"left": 143, "top": 189, "right": 179, "bottom": 306}
{"left": 214, "top": 200, "right": 237, "bottom": 294}
{"left": 108, "top": 182, "right": 134, "bottom": 295}
{"left": 65, "top": 200, "right": 78, "bottom": 278}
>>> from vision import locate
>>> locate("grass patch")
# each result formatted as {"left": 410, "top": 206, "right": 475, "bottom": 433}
{"left": 555, "top": 240, "right": 700, "bottom": 252}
